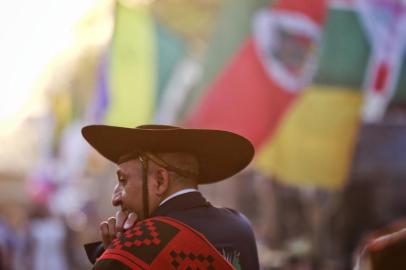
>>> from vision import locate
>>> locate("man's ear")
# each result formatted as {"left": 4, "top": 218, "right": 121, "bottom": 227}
{"left": 154, "top": 168, "right": 170, "bottom": 196}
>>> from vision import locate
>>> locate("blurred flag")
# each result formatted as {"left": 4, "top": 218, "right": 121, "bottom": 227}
{"left": 193, "top": 0, "right": 270, "bottom": 99}
{"left": 256, "top": 86, "right": 362, "bottom": 190}
{"left": 256, "top": 4, "right": 365, "bottom": 190}
{"left": 355, "top": 0, "right": 406, "bottom": 122}
{"left": 185, "top": 0, "right": 327, "bottom": 149}
{"left": 256, "top": 1, "right": 406, "bottom": 190}
{"left": 87, "top": 55, "right": 110, "bottom": 122}
{"left": 105, "top": 1, "right": 156, "bottom": 127}
{"left": 154, "top": 23, "right": 186, "bottom": 107}
{"left": 50, "top": 89, "right": 74, "bottom": 149}
{"left": 154, "top": 56, "right": 202, "bottom": 124}
{"left": 177, "top": 0, "right": 270, "bottom": 122}
{"left": 330, "top": 0, "right": 354, "bottom": 8}
{"left": 89, "top": 1, "right": 186, "bottom": 127}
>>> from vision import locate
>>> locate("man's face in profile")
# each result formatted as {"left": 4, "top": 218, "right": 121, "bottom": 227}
{"left": 113, "top": 159, "right": 146, "bottom": 217}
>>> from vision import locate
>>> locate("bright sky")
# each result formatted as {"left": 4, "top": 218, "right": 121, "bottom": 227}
{"left": 0, "top": 0, "right": 103, "bottom": 136}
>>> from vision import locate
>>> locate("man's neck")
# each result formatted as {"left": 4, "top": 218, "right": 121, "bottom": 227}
{"left": 159, "top": 188, "right": 198, "bottom": 206}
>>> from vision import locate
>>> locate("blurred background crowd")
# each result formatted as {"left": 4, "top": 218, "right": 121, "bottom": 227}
{"left": 1, "top": 0, "right": 406, "bottom": 269}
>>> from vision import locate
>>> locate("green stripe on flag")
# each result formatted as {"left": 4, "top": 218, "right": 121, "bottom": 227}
{"left": 314, "top": 7, "right": 406, "bottom": 101}
{"left": 314, "top": 8, "right": 369, "bottom": 88}
{"left": 154, "top": 22, "right": 185, "bottom": 107}
{"left": 179, "top": 0, "right": 270, "bottom": 120}
{"left": 196, "top": 0, "right": 270, "bottom": 92}
{"left": 394, "top": 56, "right": 406, "bottom": 101}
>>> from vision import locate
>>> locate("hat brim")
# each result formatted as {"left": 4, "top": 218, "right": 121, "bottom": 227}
{"left": 82, "top": 125, "right": 254, "bottom": 183}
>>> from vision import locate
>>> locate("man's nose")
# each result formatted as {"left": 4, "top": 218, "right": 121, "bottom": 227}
{"left": 112, "top": 184, "right": 122, "bottom": 207}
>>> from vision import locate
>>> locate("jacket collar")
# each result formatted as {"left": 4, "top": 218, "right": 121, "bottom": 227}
{"left": 152, "top": 191, "right": 211, "bottom": 217}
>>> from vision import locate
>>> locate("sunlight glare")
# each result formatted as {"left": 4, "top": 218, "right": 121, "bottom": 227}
{"left": 0, "top": 0, "right": 103, "bottom": 136}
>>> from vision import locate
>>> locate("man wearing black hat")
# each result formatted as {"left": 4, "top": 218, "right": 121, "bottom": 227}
{"left": 82, "top": 124, "right": 260, "bottom": 270}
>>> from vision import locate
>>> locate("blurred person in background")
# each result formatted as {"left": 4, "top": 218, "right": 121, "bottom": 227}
{"left": 81, "top": 124, "right": 260, "bottom": 270}
{"left": 0, "top": 216, "right": 14, "bottom": 270}
{"left": 25, "top": 203, "right": 70, "bottom": 270}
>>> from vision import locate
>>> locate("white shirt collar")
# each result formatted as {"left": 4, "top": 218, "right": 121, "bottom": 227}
{"left": 159, "top": 188, "right": 199, "bottom": 206}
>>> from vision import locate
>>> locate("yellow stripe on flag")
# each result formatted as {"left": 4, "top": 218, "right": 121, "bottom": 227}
{"left": 50, "top": 89, "right": 73, "bottom": 143}
{"left": 106, "top": 2, "right": 155, "bottom": 127}
{"left": 255, "top": 86, "right": 362, "bottom": 190}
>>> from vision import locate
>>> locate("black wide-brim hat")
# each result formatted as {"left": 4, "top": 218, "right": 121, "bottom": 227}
{"left": 81, "top": 124, "right": 254, "bottom": 184}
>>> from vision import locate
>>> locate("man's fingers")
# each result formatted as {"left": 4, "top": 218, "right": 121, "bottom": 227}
{"left": 115, "top": 210, "right": 128, "bottom": 234}
{"left": 124, "top": 212, "right": 138, "bottom": 230}
{"left": 99, "top": 212, "right": 138, "bottom": 249}
{"left": 115, "top": 210, "right": 129, "bottom": 238}
{"left": 100, "top": 221, "right": 111, "bottom": 248}
{"left": 107, "top": 217, "right": 117, "bottom": 238}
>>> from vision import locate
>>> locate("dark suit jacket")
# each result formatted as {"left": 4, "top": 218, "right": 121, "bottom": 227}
{"left": 85, "top": 192, "right": 260, "bottom": 270}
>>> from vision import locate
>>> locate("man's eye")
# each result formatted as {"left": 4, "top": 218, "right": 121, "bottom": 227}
{"left": 118, "top": 177, "right": 127, "bottom": 183}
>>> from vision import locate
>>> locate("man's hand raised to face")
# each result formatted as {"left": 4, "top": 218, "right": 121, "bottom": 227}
{"left": 99, "top": 210, "right": 138, "bottom": 249}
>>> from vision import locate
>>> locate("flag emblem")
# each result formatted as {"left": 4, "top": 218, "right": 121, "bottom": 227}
{"left": 254, "top": 10, "right": 322, "bottom": 92}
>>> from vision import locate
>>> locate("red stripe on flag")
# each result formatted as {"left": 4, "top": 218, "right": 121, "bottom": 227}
{"left": 272, "top": 0, "right": 326, "bottom": 24}
{"left": 185, "top": 0, "right": 327, "bottom": 150}
{"left": 185, "top": 39, "right": 296, "bottom": 149}
{"left": 374, "top": 62, "right": 389, "bottom": 93}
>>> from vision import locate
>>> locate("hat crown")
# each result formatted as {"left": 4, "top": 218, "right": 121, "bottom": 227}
{"left": 135, "top": 124, "right": 181, "bottom": 130}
